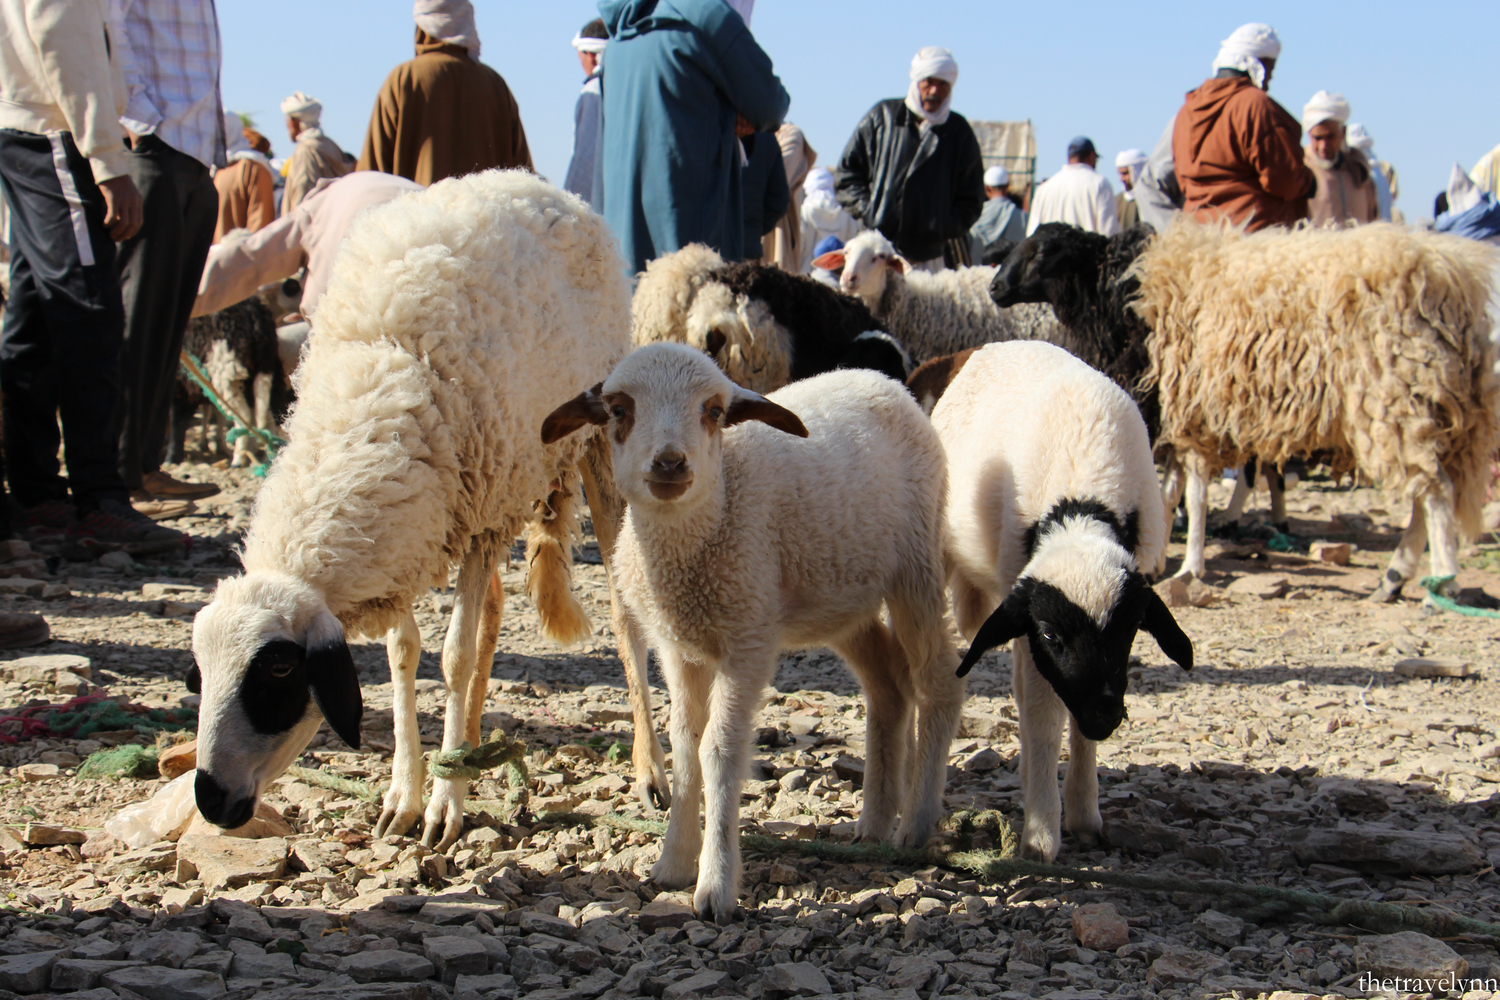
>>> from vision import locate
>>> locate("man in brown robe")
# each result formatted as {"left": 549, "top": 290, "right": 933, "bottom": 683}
{"left": 1172, "top": 23, "right": 1314, "bottom": 233}
{"left": 213, "top": 113, "right": 275, "bottom": 241}
{"left": 356, "top": 0, "right": 532, "bottom": 184}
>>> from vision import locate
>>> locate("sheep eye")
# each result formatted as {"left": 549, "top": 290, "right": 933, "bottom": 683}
{"left": 708, "top": 406, "right": 724, "bottom": 422}
{"left": 269, "top": 662, "right": 294, "bottom": 679}
{"left": 610, "top": 405, "right": 626, "bottom": 419}
{"left": 1039, "top": 630, "right": 1058, "bottom": 644}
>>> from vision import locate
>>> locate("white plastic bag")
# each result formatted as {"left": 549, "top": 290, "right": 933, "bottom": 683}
{"left": 105, "top": 769, "right": 198, "bottom": 848}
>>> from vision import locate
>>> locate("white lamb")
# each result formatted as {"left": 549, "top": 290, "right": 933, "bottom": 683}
{"left": 542, "top": 343, "right": 964, "bottom": 923}
{"left": 188, "top": 170, "right": 669, "bottom": 851}
{"left": 935, "top": 341, "right": 1193, "bottom": 863}
{"left": 813, "top": 230, "right": 1060, "bottom": 363}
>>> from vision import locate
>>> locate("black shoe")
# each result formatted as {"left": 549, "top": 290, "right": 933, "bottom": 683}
{"left": 68, "top": 499, "right": 186, "bottom": 556}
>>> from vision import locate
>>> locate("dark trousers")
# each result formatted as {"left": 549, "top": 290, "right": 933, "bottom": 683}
{"left": 113, "top": 134, "right": 217, "bottom": 490}
{"left": 0, "top": 128, "right": 130, "bottom": 509}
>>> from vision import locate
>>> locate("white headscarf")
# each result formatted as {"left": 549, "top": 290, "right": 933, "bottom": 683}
{"left": 905, "top": 47, "right": 959, "bottom": 131}
{"left": 724, "top": 0, "right": 753, "bottom": 26}
{"left": 222, "top": 111, "right": 270, "bottom": 171}
{"left": 280, "top": 91, "right": 321, "bottom": 127}
{"left": 1211, "top": 23, "right": 1281, "bottom": 90}
{"left": 1345, "top": 123, "right": 1375, "bottom": 155}
{"left": 1115, "top": 149, "right": 1148, "bottom": 180}
{"left": 983, "top": 166, "right": 1009, "bottom": 188}
{"left": 1302, "top": 91, "right": 1350, "bottom": 133}
{"left": 572, "top": 33, "right": 606, "bottom": 54}
{"left": 414, "top": 0, "right": 480, "bottom": 57}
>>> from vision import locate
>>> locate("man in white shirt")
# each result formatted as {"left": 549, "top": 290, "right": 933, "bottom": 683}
{"left": 111, "top": 0, "right": 227, "bottom": 507}
{"left": 1026, "top": 136, "right": 1121, "bottom": 237}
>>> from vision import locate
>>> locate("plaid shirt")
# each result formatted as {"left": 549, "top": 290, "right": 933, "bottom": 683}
{"left": 112, "top": 0, "right": 225, "bottom": 168}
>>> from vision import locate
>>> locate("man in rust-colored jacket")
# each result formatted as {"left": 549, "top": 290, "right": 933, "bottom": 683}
{"left": 357, "top": 0, "right": 531, "bottom": 184}
{"left": 1172, "top": 23, "right": 1314, "bottom": 232}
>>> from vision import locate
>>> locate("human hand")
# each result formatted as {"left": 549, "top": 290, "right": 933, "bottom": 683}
{"left": 734, "top": 114, "right": 754, "bottom": 138}
{"left": 99, "top": 175, "right": 143, "bottom": 241}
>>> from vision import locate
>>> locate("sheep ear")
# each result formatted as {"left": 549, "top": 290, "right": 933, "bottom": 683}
{"left": 305, "top": 610, "right": 363, "bottom": 749}
{"left": 811, "top": 250, "right": 846, "bottom": 271}
{"left": 1140, "top": 587, "right": 1193, "bottom": 671}
{"left": 890, "top": 255, "right": 911, "bottom": 275}
{"left": 725, "top": 389, "right": 809, "bottom": 437}
{"left": 185, "top": 662, "right": 201, "bottom": 695}
{"left": 957, "top": 590, "right": 1030, "bottom": 677}
{"left": 542, "top": 383, "right": 609, "bottom": 443}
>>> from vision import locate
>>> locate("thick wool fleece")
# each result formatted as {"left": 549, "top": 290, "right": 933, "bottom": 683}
{"left": 631, "top": 243, "right": 726, "bottom": 349}
{"left": 1135, "top": 221, "right": 1500, "bottom": 536}
{"left": 934, "top": 340, "right": 1165, "bottom": 608}
{"left": 240, "top": 169, "right": 632, "bottom": 637}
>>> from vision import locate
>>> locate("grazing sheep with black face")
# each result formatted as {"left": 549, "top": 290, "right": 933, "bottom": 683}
{"left": 189, "top": 170, "right": 669, "bottom": 851}
{"left": 542, "top": 342, "right": 963, "bottom": 923}
{"left": 936, "top": 341, "right": 1192, "bottom": 863}
{"left": 992, "top": 221, "right": 1500, "bottom": 599}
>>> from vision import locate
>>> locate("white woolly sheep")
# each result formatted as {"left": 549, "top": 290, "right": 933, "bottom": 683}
{"left": 937, "top": 341, "right": 1193, "bottom": 863}
{"left": 632, "top": 245, "right": 908, "bottom": 394}
{"left": 813, "top": 230, "right": 1061, "bottom": 363}
{"left": 993, "top": 221, "right": 1500, "bottom": 599}
{"left": 542, "top": 343, "right": 964, "bottom": 923}
{"left": 188, "top": 170, "right": 669, "bottom": 850}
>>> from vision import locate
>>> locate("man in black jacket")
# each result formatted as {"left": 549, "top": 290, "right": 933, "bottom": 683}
{"left": 834, "top": 46, "right": 984, "bottom": 269}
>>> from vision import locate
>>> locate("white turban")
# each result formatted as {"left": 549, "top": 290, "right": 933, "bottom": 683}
{"left": 222, "top": 110, "right": 269, "bottom": 170}
{"left": 571, "top": 33, "right": 606, "bottom": 54}
{"left": 1302, "top": 91, "right": 1350, "bottom": 132}
{"left": 724, "top": 0, "right": 753, "bottom": 27}
{"left": 983, "top": 166, "right": 1009, "bottom": 188}
{"left": 1212, "top": 23, "right": 1281, "bottom": 90}
{"left": 280, "top": 91, "right": 321, "bottom": 126}
{"left": 414, "top": 0, "right": 480, "bottom": 57}
{"left": 905, "top": 47, "right": 959, "bottom": 130}
{"left": 1346, "top": 123, "right": 1375, "bottom": 154}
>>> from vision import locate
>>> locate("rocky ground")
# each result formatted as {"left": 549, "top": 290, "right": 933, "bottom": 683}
{"left": 0, "top": 458, "right": 1497, "bottom": 1000}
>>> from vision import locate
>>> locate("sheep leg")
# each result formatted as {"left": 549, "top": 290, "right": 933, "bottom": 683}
{"left": 1224, "top": 464, "right": 1252, "bottom": 523}
{"left": 228, "top": 380, "right": 254, "bottom": 468}
{"left": 1157, "top": 458, "right": 1185, "bottom": 577}
{"left": 693, "top": 650, "right": 776, "bottom": 925}
{"left": 1372, "top": 501, "right": 1427, "bottom": 602}
{"left": 1064, "top": 719, "right": 1102, "bottom": 844}
{"left": 1174, "top": 454, "right": 1210, "bottom": 579}
{"left": 375, "top": 608, "right": 425, "bottom": 838}
{"left": 832, "top": 620, "right": 909, "bottom": 842}
{"left": 1422, "top": 481, "right": 1461, "bottom": 600}
{"left": 424, "top": 547, "right": 496, "bottom": 851}
{"left": 580, "top": 437, "right": 670, "bottom": 810}
{"left": 889, "top": 603, "right": 965, "bottom": 849}
{"left": 1267, "top": 464, "right": 1288, "bottom": 532}
{"left": 252, "top": 371, "right": 274, "bottom": 440}
{"left": 650, "top": 650, "right": 712, "bottom": 891}
{"left": 1014, "top": 637, "right": 1067, "bottom": 862}
{"left": 464, "top": 570, "right": 503, "bottom": 748}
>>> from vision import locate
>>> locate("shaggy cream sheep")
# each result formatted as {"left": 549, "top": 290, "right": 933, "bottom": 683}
{"left": 814, "top": 230, "right": 1061, "bottom": 363}
{"left": 994, "top": 221, "right": 1500, "bottom": 597}
{"left": 937, "top": 342, "right": 1192, "bottom": 863}
{"left": 189, "top": 170, "right": 668, "bottom": 851}
{"left": 542, "top": 343, "right": 964, "bottom": 923}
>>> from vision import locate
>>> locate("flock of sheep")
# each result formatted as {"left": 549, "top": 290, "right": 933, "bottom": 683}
{"left": 183, "top": 169, "right": 1499, "bottom": 925}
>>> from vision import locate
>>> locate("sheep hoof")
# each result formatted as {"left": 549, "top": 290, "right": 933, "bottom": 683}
{"left": 637, "top": 775, "right": 671, "bottom": 812}
{"left": 649, "top": 851, "right": 699, "bottom": 890}
{"left": 374, "top": 785, "right": 424, "bottom": 839}
{"left": 1020, "top": 825, "right": 1060, "bottom": 863}
{"left": 420, "top": 777, "right": 467, "bottom": 852}
{"left": 693, "top": 881, "right": 740, "bottom": 926}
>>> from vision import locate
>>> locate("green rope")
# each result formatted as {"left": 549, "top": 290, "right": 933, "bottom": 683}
{"left": 178, "top": 350, "right": 286, "bottom": 476}
{"left": 1420, "top": 575, "right": 1500, "bottom": 619}
{"left": 77, "top": 744, "right": 160, "bottom": 779}
{"left": 532, "top": 809, "right": 1500, "bottom": 937}
{"left": 427, "top": 731, "right": 530, "bottom": 819}
{"left": 286, "top": 765, "right": 386, "bottom": 803}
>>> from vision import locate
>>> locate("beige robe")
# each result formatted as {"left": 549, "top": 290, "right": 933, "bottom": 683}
{"left": 761, "top": 123, "right": 815, "bottom": 272}
{"left": 282, "top": 128, "right": 352, "bottom": 216}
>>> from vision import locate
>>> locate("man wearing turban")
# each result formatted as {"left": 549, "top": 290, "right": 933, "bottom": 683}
{"left": 564, "top": 19, "right": 607, "bottom": 206}
{"left": 280, "top": 92, "right": 351, "bottom": 216}
{"left": 357, "top": 0, "right": 533, "bottom": 185}
{"left": 1171, "top": 23, "right": 1315, "bottom": 232}
{"left": 1302, "top": 92, "right": 1377, "bottom": 227}
{"left": 834, "top": 47, "right": 984, "bottom": 269}
{"left": 1114, "top": 149, "right": 1147, "bottom": 229}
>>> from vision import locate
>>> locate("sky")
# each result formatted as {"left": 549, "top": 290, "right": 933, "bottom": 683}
{"left": 221, "top": 2, "right": 1499, "bottom": 222}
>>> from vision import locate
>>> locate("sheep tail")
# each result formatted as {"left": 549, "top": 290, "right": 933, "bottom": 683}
{"left": 524, "top": 474, "right": 593, "bottom": 647}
